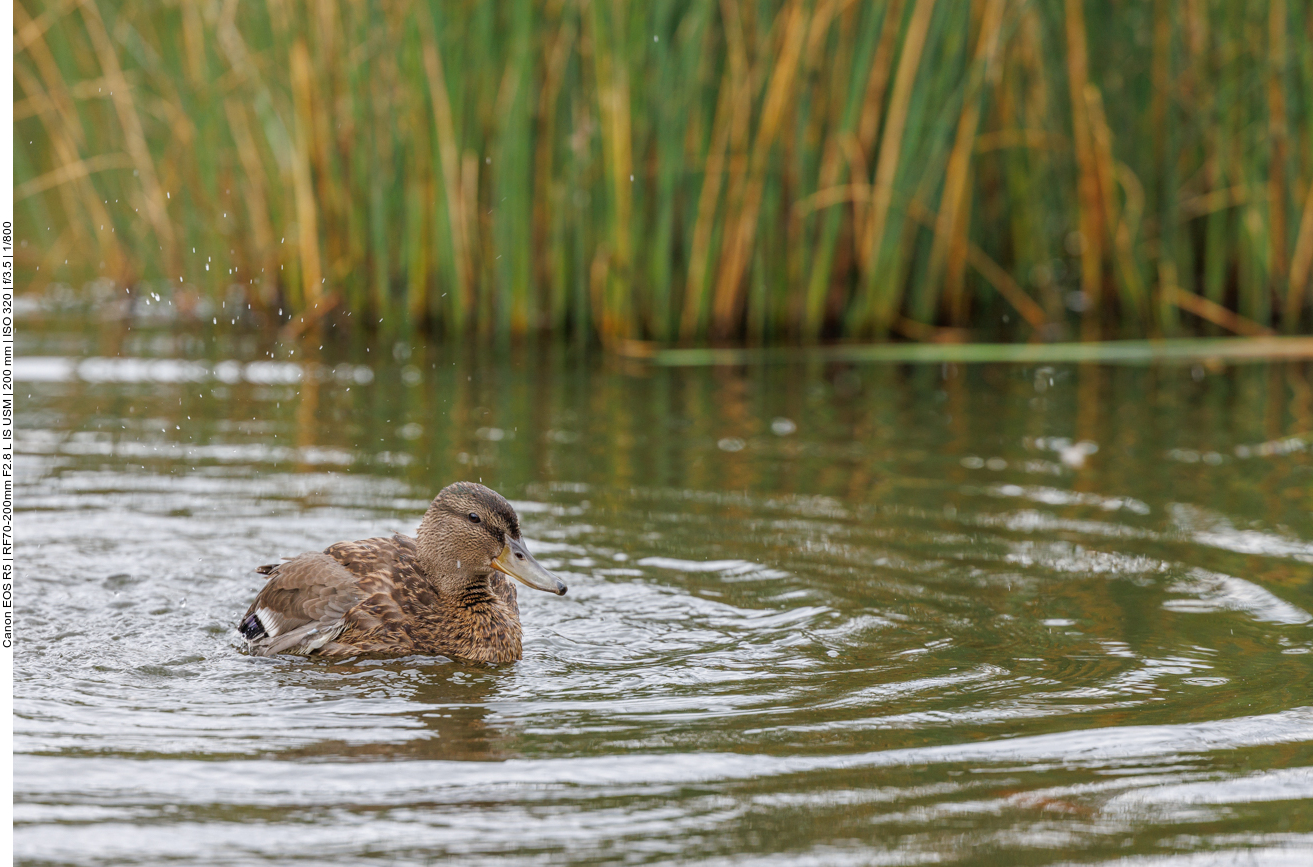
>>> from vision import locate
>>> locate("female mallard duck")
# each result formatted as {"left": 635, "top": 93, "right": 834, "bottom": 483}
{"left": 238, "top": 482, "right": 566, "bottom": 663}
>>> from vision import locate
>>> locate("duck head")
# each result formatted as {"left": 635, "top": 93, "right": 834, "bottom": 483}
{"left": 416, "top": 481, "right": 567, "bottom": 598}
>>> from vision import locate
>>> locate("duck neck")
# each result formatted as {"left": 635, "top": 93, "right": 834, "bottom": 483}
{"left": 415, "top": 533, "right": 475, "bottom": 601}
{"left": 448, "top": 570, "right": 500, "bottom": 609}
{"left": 413, "top": 551, "right": 487, "bottom": 603}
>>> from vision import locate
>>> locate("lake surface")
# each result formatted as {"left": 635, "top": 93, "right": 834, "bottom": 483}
{"left": 14, "top": 311, "right": 1313, "bottom": 865}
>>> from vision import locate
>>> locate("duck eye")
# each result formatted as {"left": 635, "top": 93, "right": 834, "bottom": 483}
{"left": 468, "top": 512, "right": 481, "bottom": 524}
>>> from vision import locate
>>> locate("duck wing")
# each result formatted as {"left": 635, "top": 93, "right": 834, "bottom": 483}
{"left": 239, "top": 552, "right": 376, "bottom": 656}
{"left": 241, "top": 535, "right": 426, "bottom": 657}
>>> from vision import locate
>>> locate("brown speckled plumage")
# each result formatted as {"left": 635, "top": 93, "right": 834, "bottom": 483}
{"left": 238, "top": 482, "right": 566, "bottom": 663}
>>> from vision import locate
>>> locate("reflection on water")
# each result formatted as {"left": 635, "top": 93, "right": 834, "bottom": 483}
{"left": 14, "top": 319, "right": 1313, "bottom": 865}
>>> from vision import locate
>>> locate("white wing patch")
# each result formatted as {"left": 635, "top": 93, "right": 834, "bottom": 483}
{"left": 255, "top": 606, "right": 284, "bottom": 637}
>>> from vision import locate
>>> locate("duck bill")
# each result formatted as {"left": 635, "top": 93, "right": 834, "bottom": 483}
{"left": 491, "top": 538, "right": 567, "bottom": 596}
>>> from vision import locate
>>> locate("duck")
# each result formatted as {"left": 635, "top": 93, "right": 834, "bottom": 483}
{"left": 237, "top": 481, "right": 567, "bottom": 662}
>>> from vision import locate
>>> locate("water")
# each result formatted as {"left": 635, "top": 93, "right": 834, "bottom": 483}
{"left": 14, "top": 316, "right": 1313, "bottom": 866}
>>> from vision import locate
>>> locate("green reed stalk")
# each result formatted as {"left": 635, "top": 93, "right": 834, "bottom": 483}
{"left": 14, "top": 0, "right": 1313, "bottom": 344}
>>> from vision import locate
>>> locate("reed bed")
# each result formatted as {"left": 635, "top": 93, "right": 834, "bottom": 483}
{"left": 14, "top": 0, "right": 1313, "bottom": 344}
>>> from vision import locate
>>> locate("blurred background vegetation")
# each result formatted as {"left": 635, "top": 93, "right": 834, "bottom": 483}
{"left": 14, "top": 0, "right": 1313, "bottom": 345}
